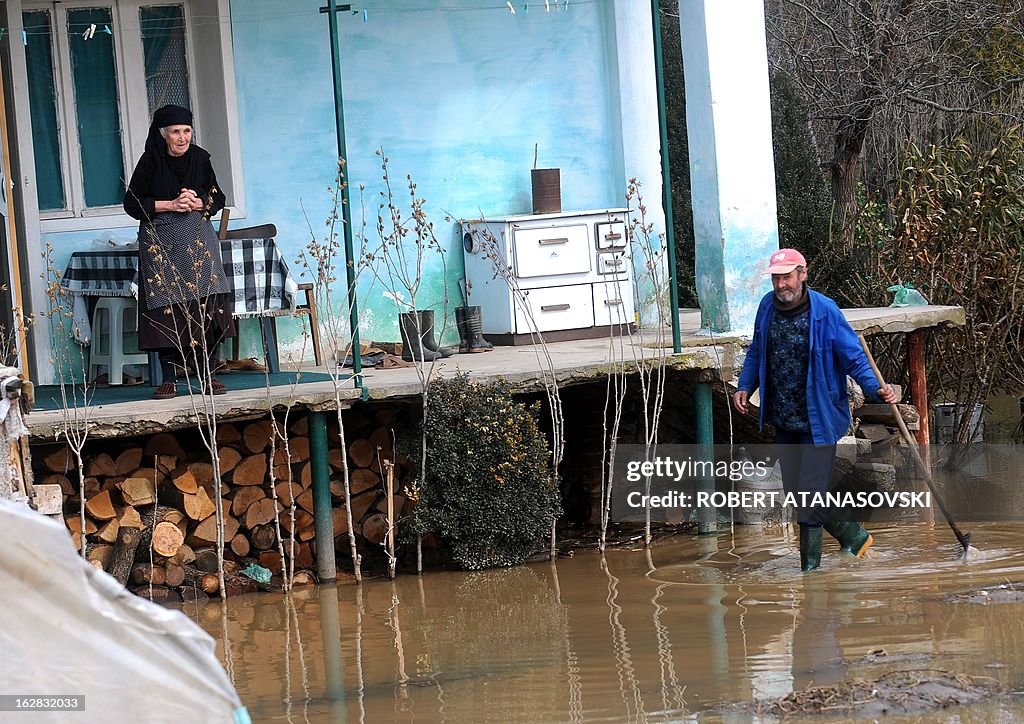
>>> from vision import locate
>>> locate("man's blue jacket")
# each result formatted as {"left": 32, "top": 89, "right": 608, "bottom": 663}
{"left": 737, "top": 289, "right": 881, "bottom": 446}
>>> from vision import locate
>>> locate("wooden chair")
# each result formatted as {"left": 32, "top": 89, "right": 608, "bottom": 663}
{"left": 220, "top": 222, "right": 323, "bottom": 370}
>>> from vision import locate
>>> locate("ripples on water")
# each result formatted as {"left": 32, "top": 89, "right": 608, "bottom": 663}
{"left": 190, "top": 522, "right": 1024, "bottom": 722}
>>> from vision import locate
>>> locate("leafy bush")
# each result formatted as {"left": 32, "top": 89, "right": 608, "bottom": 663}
{"left": 890, "top": 133, "right": 1024, "bottom": 442}
{"left": 413, "top": 374, "right": 561, "bottom": 570}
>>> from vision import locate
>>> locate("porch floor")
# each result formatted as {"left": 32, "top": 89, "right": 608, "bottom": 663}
{"left": 27, "top": 305, "right": 964, "bottom": 440}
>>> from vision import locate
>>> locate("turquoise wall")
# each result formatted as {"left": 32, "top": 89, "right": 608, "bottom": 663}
{"left": 230, "top": 0, "right": 624, "bottom": 353}
{"left": 39, "top": 1, "right": 633, "bottom": 367}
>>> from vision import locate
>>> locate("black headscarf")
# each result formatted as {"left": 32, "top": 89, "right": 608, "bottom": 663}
{"left": 125, "top": 104, "right": 225, "bottom": 221}
{"left": 144, "top": 104, "right": 210, "bottom": 192}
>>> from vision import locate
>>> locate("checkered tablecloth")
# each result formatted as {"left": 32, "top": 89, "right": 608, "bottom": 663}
{"left": 61, "top": 239, "right": 298, "bottom": 318}
{"left": 60, "top": 249, "right": 140, "bottom": 297}
{"left": 220, "top": 237, "right": 298, "bottom": 318}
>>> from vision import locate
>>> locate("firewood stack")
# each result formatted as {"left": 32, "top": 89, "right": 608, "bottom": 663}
{"left": 38, "top": 407, "right": 415, "bottom": 602}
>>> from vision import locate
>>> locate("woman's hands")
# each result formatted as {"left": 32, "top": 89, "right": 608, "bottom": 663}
{"left": 156, "top": 189, "right": 203, "bottom": 213}
{"left": 175, "top": 188, "right": 203, "bottom": 212}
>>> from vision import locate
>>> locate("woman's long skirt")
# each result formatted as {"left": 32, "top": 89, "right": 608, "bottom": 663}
{"left": 136, "top": 212, "right": 236, "bottom": 356}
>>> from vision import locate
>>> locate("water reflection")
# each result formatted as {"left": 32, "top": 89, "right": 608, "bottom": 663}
{"left": 601, "top": 556, "right": 646, "bottom": 721}
{"left": 644, "top": 550, "right": 688, "bottom": 717}
{"left": 195, "top": 522, "right": 1024, "bottom": 722}
{"left": 791, "top": 578, "right": 848, "bottom": 690}
{"left": 318, "top": 585, "right": 345, "bottom": 723}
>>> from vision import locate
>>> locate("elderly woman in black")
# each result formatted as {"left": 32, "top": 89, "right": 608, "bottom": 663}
{"left": 124, "top": 104, "right": 234, "bottom": 399}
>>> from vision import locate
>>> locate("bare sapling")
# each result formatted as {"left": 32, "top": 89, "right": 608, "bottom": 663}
{"left": 623, "top": 181, "right": 670, "bottom": 546}
{"left": 42, "top": 242, "right": 96, "bottom": 556}
{"left": 299, "top": 157, "right": 375, "bottom": 582}
{"left": 360, "top": 150, "right": 452, "bottom": 573}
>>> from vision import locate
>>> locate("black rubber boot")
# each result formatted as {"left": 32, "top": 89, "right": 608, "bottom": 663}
{"left": 800, "top": 524, "right": 823, "bottom": 572}
{"left": 416, "top": 310, "right": 455, "bottom": 358}
{"left": 399, "top": 312, "right": 443, "bottom": 362}
{"left": 455, "top": 307, "right": 471, "bottom": 354}
{"left": 824, "top": 519, "right": 873, "bottom": 557}
{"left": 462, "top": 305, "right": 493, "bottom": 352}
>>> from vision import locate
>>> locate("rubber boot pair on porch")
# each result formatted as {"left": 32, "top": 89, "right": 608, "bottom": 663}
{"left": 799, "top": 518, "right": 873, "bottom": 571}
{"left": 398, "top": 307, "right": 493, "bottom": 362}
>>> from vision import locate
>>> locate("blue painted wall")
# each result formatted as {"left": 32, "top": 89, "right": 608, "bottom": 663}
{"left": 38, "top": 1, "right": 640, "bottom": 370}
{"left": 230, "top": 0, "right": 624, "bottom": 353}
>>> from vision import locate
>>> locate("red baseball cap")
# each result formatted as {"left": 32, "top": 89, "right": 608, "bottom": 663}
{"left": 765, "top": 248, "right": 807, "bottom": 274}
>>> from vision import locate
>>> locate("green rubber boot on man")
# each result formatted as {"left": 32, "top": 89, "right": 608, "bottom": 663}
{"left": 824, "top": 519, "right": 873, "bottom": 557}
{"left": 800, "top": 524, "right": 823, "bottom": 571}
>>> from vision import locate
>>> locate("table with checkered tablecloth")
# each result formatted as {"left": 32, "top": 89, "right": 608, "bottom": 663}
{"left": 61, "top": 238, "right": 301, "bottom": 375}
{"left": 61, "top": 238, "right": 298, "bottom": 317}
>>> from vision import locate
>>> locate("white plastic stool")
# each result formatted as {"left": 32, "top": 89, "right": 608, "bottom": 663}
{"left": 88, "top": 297, "right": 150, "bottom": 385}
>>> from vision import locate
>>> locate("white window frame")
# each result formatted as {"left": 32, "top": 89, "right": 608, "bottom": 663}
{"left": 23, "top": 0, "right": 244, "bottom": 233}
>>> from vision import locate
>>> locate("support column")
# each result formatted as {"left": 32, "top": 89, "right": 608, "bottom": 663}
{"left": 309, "top": 410, "right": 337, "bottom": 581}
{"left": 678, "top": 0, "right": 779, "bottom": 334}
{"left": 694, "top": 380, "right": 716, "bottom": 534}
{"left": 907, "top": 330, "right": 933, "bottom": 470}
{"left": 907, "top": 330, "right": 934, "bottom": 525}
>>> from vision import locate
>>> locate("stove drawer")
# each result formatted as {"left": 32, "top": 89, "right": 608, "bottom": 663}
{"left": 596, "top": 220, "right": 627, "bottom": 249}
{"left": 515, "top": 284, "right": 595, "bottom": 333}
{"left": 512, "top": 224, "right": 591, "bottom": 278}
{"left": 597, "top": 251, "right": 629, "bottom": 276}
{"left": 593, "top": 281, "right": 635, "bottom": 327}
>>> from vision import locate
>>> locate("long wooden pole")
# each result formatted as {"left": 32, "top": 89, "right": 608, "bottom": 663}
{"left": 858, "top": 334, "right": 970, "bottom": 552}
{"left": 0, "top": 64, "right": 30, "bottom": 377}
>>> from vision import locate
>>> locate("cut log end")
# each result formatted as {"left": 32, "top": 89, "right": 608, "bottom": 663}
{"left": 152, "top": 520, "right": 185, "bottom": 558}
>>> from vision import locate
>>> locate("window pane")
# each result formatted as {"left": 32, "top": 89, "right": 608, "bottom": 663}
{"left": 23, "top": 10, "right": 65, "bottom": 211}
{"left": 140, "top": 5, "right": 191, "bottom": 115}
{"left": 67, "top": 7, "right": 125, "bottom": 207}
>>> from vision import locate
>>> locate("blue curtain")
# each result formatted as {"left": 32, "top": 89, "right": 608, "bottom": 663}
{"left": 68, "top": 7, "right": 125, "bottom": 207}
{"left": 23, "top": 10, "right": 65, "bottom": 211}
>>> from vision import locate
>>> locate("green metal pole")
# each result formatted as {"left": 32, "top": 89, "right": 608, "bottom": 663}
{"left": 694, "top": 381, "right": 717, "bottom": 534}
{"left": 309, "top": 410, "right": 337, "bottom": 581}
{"left": 651, "top": 0, "right": 682, "bottom": 354}
{"left": 326, "top": 0, "right": 363, "bottom": 389}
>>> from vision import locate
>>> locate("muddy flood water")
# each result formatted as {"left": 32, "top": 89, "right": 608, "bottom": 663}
{"left": 179, "top": 519, "right": 1024, "bottom": 723}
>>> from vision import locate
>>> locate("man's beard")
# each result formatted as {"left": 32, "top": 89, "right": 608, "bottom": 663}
{"left": 774, "top": 282, "right": 805, "bottom": 307}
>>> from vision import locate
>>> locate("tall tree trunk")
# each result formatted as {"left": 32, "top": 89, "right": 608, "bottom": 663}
{"left": 831, "top": 109, "right": 871, "bottom": 252}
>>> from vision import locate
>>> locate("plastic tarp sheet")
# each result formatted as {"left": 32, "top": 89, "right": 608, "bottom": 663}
{"left": 0, "top": 499, "right": 250, "bottom": 723}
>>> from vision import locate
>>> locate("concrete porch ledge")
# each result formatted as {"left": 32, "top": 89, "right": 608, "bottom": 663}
{"left": 27, "top": 332, "right": 734, "bottom": 440}
{"left": 27, "top": 305, "right": 964, "bottom": 441}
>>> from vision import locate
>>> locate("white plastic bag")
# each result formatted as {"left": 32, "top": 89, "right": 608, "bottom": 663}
{"left": 0, "top": 500, "right": 250, "bottom": 723}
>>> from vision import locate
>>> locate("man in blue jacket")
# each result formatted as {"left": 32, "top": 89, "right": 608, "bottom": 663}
{"left": 732, "top": 248, "right": 897, "bottom": 571}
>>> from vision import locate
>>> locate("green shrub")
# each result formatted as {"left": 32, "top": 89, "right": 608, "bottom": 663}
{"left": 413, "top": 374, "right": 561, "bottom": 570}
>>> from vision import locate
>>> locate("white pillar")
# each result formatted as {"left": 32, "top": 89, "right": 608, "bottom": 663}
{"left": 679, "top": 0, "right": 778, "bottom": 334}
{"left": 611, "top": 0, "right": 668, "bottom": 326}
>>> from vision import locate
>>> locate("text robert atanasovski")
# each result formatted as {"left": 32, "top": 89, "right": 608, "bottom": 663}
{"left": 627, "top": 490, "right": 931, "bottom": 510}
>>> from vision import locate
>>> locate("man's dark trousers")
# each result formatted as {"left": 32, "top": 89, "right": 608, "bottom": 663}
{"left": 775, "top": 428, "right": 835, "bottom": 527}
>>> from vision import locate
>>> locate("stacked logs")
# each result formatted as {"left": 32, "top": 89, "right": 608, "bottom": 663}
{"left": 39, "top": 407, "right": 415, "bottom": 601}
{"left": 328, "top": 407, "right": 415, "bottom": 553}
